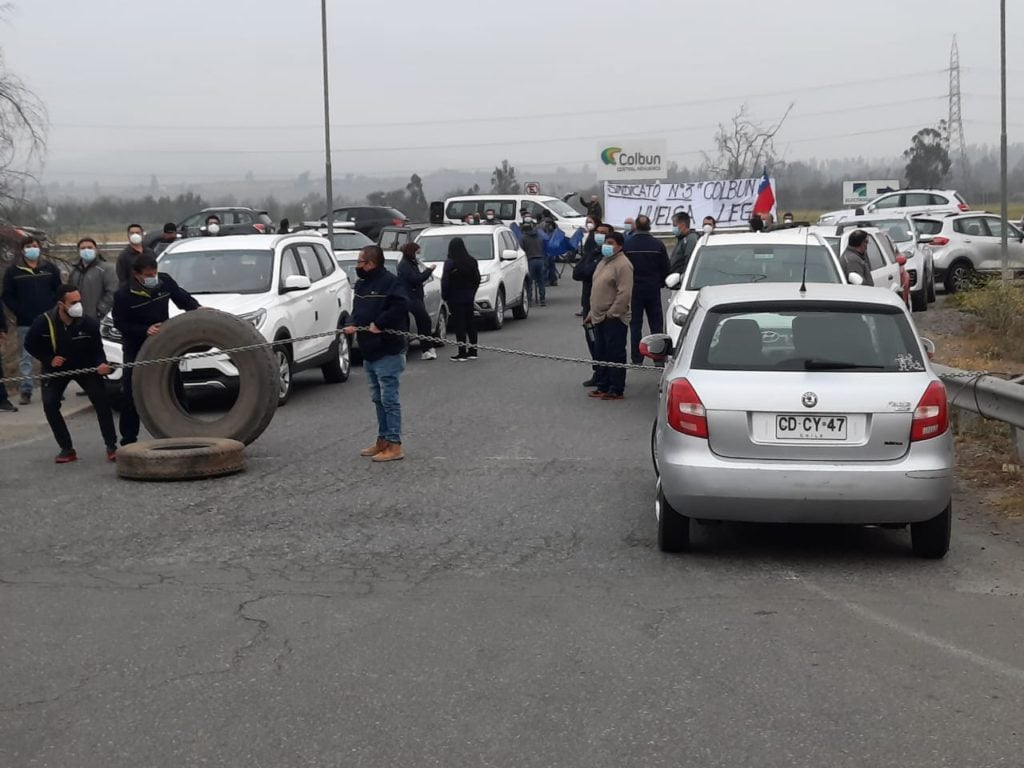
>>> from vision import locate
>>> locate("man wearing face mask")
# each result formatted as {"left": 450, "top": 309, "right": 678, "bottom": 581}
{"left": 623, "top": 215, "right": 670, "bottom": 366}
{"left": 116, "top": 223, "right": 158, "bottom": 286}
{"left": 574, "top": 222, "right": 612, "bottom": 386}
{"left": 203, "top": 215, "right": 222, "bottom": 236}
{"left": 623, "top": 217, "right": 637, "bottom": 243}
{"left": 68, "top": 238, "right": 117, "bottom": 321}
{"left": 668, "top": 212, "right": 700, "bottom": 275}
{"left": 112, "top": 254, "right": 201, "bottom": 446}
{"left": 2, "top": 236, "right": 61, "bottom": 405}
{"left": 585, "top": 231, "right": 633, "bottom": 400}
{"left": 483, "top": 209, "right": 501, "bottom": 225}
{"left": 24, "top": 285, "right": 118, "bottom": 463}
{"left": 146, "top": 222, "right": 179, "bottom": 255}
{"left": 520, "top": 216, "right": 547, "bottom": 306}
{"left": 702, "top": 216, "right": 716, "bottom": 234}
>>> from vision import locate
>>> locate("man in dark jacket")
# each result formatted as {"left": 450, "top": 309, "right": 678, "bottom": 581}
{"left": 112, "top": 253, "right": 201, "bottom": 446}
{"left": 146, "top": 223, "right": 179, "bottom": 255}
{"left": 2, "top": 236, "right": 61, "bottom": 404}
{"left": 668, "top": 212, "right": 700, "bottom": 275}
{"left": 0, "top": 295, "right": 17, "bottom": 411}
{"left": 840, "top": 230, "right": 875, "bottom": 286}
{"left": 116, "top": 223, "right": 158, "bottom": 286}
{"left": 344, "top": 245, "right": 409, "bottom": 463}
{"left": 68, "top": 237, "right": 118, "bottom": 320}
{"left": 24, "top": 284, "right": 118, "bottom": 463}
{"left": 574, "top": 223, "right": 613, "bottom": 387}
{"left": 623, "top": 215, "right": 670, "bottom": 365}
{"left": 520, "top": 218, "right": 547, "bottom": 306}
{"left": 397, "top": 243, "right": 438, "bottom": 361}
{"left": 579, "top": 194, "right": 603, "bottom": 221}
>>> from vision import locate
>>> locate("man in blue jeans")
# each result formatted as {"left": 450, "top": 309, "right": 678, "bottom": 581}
{"left": 585, "top": 232, "right": 634, "bottom": 400}
{"left": 345, "top": 245, "right": 410, "bottom": 462}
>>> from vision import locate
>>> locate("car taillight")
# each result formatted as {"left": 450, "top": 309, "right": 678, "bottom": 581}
{"left": 958, "top": 203, "right": 970, "bottom": 211}
{"left": 253, "top": 223, "right": 266, "bottom": 233}
{"left": 910, "top": 381, "right": 949, "bottom": 442}
{"left": 667, "top": 378, "right": 708, "bottom": 438}
{"left": 392, "top": 218, "right": 405, "bottom": 226}
{"left": 930, "top": 236, "right": 950, "bottom": 246}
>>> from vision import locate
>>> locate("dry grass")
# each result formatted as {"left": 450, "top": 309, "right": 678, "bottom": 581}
{"left": 954, "top": 415, "right": 1024, "bottom": 518}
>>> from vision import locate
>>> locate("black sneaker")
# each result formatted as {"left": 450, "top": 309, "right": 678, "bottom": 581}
{"left": 581, "top": 378, "right": 597, "bottom": 387}
{"left": 0, "top": 400, "right": 17, "bottom": 412}
{"left": 19, "top": 392, "right": 31, "bottom": 405}
{"left": 466, "top": 351, "right": 478, "bottom": 360}
{"left": 450, "top": 354, "right": 467, "bottom": 362}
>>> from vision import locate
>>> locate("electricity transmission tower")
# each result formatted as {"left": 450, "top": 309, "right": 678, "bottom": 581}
{"left": 947, "top": 36, "right": 969, "bottom": 188}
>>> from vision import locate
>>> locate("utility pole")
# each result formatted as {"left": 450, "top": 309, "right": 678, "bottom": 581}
{"left": 321, "top": 0, "right": 334, "bottom": 241}
{"left": 1000, "top": 0, "right": 1009, "bottom": 282}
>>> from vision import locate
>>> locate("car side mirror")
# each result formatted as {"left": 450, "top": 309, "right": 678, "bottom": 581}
{"left": 896, "top": 254, "right": 907, "bottom": 266}
{"left": 848, "top": 272, "right": 864, "bottom": 285}
{"left": 664, "top": 272, "right": 682, "bottom": 290}
{"left": 500, "top": 249, "right": 519, "bottom": 261}
{"left": 639, "top": 333, "right": 673, "bottom": 362}
{"left": 281, "top": 274, "right": 312, "bottom": 293}
{"left": 921, "top": 337, "right": 936, "bottom": 359}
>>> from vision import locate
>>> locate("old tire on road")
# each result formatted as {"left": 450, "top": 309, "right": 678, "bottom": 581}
{"left": 133, "top": 309, "right": 279, "bottom": 446}
{"left": 117, "top": 438, "right": 246, "bottom": 481}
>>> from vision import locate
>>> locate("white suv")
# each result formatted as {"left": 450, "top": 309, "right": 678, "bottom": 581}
{"left": 101, "top": 233, "right": 353, "bottom": 405}
{"left": 819, "top": 189, "right": 969, "bottom": 224}
{"left": 416, "top": 225, "right": 530, "bottom": 329}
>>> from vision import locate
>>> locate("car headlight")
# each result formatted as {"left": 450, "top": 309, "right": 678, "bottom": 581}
{"left": 671, "top": 305, "right": 689, "bottom": 325}
{"left": 239, "top": 309, "right": 267, "bottom": 329}
{"left": 479, "top": 274, "right": 492, "bottom": 285}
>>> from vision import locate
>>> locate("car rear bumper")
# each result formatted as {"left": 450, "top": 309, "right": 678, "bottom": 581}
{"left": 658, "top": 431, "right": 953, "bottom": 524}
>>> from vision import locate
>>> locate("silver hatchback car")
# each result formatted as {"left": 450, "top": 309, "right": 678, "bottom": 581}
{"left": 647, "top": 283, "right": 954, "bottom": 558}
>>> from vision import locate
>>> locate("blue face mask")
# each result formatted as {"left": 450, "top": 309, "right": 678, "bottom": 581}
{"left": 601, "top": 244, "right": 615, "bottom": 259}
{"left": 24, "top": 247, "right": 40, "bottom": 261}
{"left": 671, "top": 226, "right": 681, "bottom": 237}
{"left": 142, "top": 276, "right": 159, "bottom": 290}
{"left": 594, "top": 233, "right": 606, "bottom": 246}
{"left": 79, "top": 248, "right": 96, "bottom": 263}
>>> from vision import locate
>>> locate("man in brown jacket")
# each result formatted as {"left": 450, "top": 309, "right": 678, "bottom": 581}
{"left": 585, "top": 231, "right": 633, "bottom": 400}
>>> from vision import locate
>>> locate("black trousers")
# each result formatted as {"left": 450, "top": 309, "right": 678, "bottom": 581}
{"left": 450, "top": 302, "right": 478, "bottom": 356}
{"left": 630, "top": 284, "right": 665, "bottom": 364}
{"left": 120, "top": 349, "right": 185, "bottom": 445}
{"left": 408, "top": 297, "right": 435, "bottom": 348}
{"left": 42, "top": 372, "right": 117, "bottom": 451}
{"left": 593, "top": 319, "right": 628, "bottom": 395}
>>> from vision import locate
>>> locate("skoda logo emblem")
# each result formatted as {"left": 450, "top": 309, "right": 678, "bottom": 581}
{"left": 802, "top": 392, "right": 818, "bottom": 408}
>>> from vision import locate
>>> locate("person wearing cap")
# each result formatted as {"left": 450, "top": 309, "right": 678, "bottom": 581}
{"left": 147, "top": 222, "right": 179, "bottom": 255}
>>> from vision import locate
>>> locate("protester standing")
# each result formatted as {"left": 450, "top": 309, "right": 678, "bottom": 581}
{"left": 147, "top": 223, "right": 179, "bottom": 255}
{"left": 68, "top": 238, "right": 117, "bottom": 321}
{"left": 574, "top": 222, "right": 612, "bottom": 387}
{"left": 574, "top": 216, "right": 601, "bottom": 317}
{"left": 702, "top": 216, "right": 716, "bottom": 234}
{"left": 116, "top": 223, "right": 158, "bottom": 286}
{"left": 623, "top": 217, "right": 637, "bottom": 243}
{"left": 24, "top": 285, "right": 118, "bottom": 463}
{"left": 344, "top": 245, "right": 410, "bottom": 462}
{"left": 112, "top": 254, "right": 201, "bottom": 446}
{"left": 579, "top": 194, "right": 603, "bottom": 221}
{"left": 441, "top": 237, "right": 482, "bottom": 362}
{"left": 585, "top": 232, "right": 633, "bottom": 400}
{"left": 520, "top": 218, "right": 547, "bottom": 306}
{"left": 203, "top": 215, "right": 222, "bottom": 236}
{"left": 279, "top": 218, "right": 290, "bottom": 235}
{"left": 668, "top": 212, "right": 700, "bottom": 275}
{"left": 840, "top": 230, "right": 875, "bottom": 286}
{"left": 397, "top": 242, "right": 438, "bottom": 361}
{"left": 0, "top": 295, "right": 17, "bottom": 412}
{"left": 2, "top": 236, "right": 61, "bottom": 405}
{"left": 622, "top": 215, "right": 669, "bottom": 365}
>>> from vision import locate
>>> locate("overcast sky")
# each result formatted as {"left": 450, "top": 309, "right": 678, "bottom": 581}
{"left": 4, "top": 0, "right": 1021, "bottom": 184}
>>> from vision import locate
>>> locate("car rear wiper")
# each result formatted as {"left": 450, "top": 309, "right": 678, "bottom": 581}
{"left": 803, "top": 359, "right": 885, "bottom": 371}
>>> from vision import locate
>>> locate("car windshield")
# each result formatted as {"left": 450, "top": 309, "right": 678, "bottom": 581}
{"left": 692, "top": 303, "right": 925, "bottom": 372}
{"left": 686, "top": 244, "right": 841, "bottom": 290}
{"left": 913, "top": 219, "right": 943, "bottom": 235}
{"left": 330, "top": 231, "right": 374, "bottom": 251}
{"left": 335, "top": 257, "right": 398, "bottom": 284}
{"left": 543, "top": 200, "right": 581, "bottom": 218}
{"left": 159, "top": 249, "right": 274, "bottom": 295}
{"left": 417, "top": 234, "right": 494, "bottom": 261}
{"left": 854, "top": 219, "right": 914, "bottom": 244}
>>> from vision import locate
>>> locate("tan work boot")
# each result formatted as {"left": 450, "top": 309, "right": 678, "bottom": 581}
{"left": 360, "top": 438, "right": 387, "bottom": 457}
{"left": 372, "top": 441, "right": 405, "bottom": 462}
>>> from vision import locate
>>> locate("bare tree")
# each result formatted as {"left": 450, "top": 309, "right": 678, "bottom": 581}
{"left": 0, "top": 6, "right": 47, "bottom": 211}
{"left": 703, "top": 103, "right": 792, "bottom": 179}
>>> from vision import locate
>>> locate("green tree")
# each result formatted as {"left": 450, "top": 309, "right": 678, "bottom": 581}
{"left": 491, "top": 160, "right": 520, "bottom": 194}
{"left": 904, "top": 124, "right": 951, "bottom": 188}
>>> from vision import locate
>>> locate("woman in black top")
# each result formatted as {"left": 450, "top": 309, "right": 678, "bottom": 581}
{"left": 397, "top": 242, "right": 438, "bottom": 360}
{"left": 440, "top": 237, "right": 482, "bottom": 362}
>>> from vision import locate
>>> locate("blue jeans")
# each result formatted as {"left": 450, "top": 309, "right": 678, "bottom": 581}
{"left": 528, "top": 259, "right": 546, "bottom": 303}
{"left": 16, "top": 326, "right": 33, "bottom": 396}
{"left": 364, "top": 353, "right": 406, "bottom": 444}
{"left": 593, "top": 318, "right": 628, "bottom": 395}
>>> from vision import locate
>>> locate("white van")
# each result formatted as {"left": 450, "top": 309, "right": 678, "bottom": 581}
{"left": 443, "top": 194, "right": 588, "bottom": 237}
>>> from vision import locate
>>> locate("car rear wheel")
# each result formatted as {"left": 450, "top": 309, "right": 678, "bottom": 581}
{"left": 275, "top": 347, "right": 293, "bottom": 405}
{"left": 927, "top": 270, "right": 937, "bottom": 302}
{"left": 651, "top": 420, "right": 659, "bottom": 478}
{"left": 512, "top": 282, "right": 530, "bottom": 320}
{"left": 911, "top": 502, "right": 951, "bottom": 559}
{"left": 911, "top": 286, "right": 928, "bottom": 312}
{"left": 321, "top": 328, "right": 350, "bottom": 384}
{"left": 490, "top": 289, "right": 505, "bottom": 330}
{"left": 657, "top": 483, "right": 690, "bottom": 553}
{"left": 945, "top": 261, "right": 974, "bottom": 294}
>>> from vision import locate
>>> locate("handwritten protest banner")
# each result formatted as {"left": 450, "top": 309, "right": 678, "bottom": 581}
{"left": 603, "top": 177, "right": 777, "bottom": 231}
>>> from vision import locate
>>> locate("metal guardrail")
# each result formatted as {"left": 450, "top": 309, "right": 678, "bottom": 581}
{"left": 934, "top": 363, "right": 1024, "bottom": 430}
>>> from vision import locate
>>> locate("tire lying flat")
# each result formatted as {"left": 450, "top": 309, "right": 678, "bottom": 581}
{"left": 116, "top": 438, "right": 245, "bottom": 481}
{"left": 133, "top": 310, "right": 279, "bottom": 446}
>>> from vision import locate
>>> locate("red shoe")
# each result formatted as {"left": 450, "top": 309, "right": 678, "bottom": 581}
{"left": 601, "top": 393, "right": 625, "bottom": 401}
{"left": 55, "top": 449, "right": 78, "bottom": 464}
{"left": 587, "top": 390, "right": 607, "bottom": 398}
{"left": 106, "top": 446, "right": 118, "bottom": 462}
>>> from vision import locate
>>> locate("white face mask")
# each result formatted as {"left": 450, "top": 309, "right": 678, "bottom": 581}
{"left": 207, "top": 223, "right": 221, "bottom": 235}
{"left": 586, "top": 222, "right": 595, "bottom": 231}
{"left": 66, "top": 302, "right": 84, "bottom": 319}
{"left": 128, "top": 232, "right": 143, "bottom": 246}
{"left": 703, "top": 225, "right": 713, "bottom": 234}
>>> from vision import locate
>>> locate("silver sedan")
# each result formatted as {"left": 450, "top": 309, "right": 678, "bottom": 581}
{"left": 646, "top": 283, "right": 954, "bottom": 558}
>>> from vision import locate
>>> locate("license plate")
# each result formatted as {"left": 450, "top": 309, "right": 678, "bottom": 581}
{"left": 775, "top": 414, "right": 848, "bottom": 441}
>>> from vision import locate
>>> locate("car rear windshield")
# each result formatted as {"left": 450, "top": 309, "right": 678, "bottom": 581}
{"left": 330, "top": 231, "right": 374, "bottom": 251}
{"left": 691, "top": 302, "right": 925, "bottom": 372}
{"left": 686, "top": 244, "right": 840, "bottom": 290}
{"left": 851, "top": 219, "right": 914, "bottom": 244}
{"left": 417, "top": 234, "right": 494, "bottom": 261}
{"left": 160, "top": 249, "right": 274, "bottom": 295}
{"left": 913, "top": 219, "right": 943, "bottom": 235}
{"left": 446, "top": 200, "right": 518, "bottom": 220}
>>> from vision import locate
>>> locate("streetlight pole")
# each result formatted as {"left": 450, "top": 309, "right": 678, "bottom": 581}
{"left": 321, "top": 0, "right": 334, "bottom": 241}
{"left": 1000, "top": 0, "right": 1009, "bottom": 282}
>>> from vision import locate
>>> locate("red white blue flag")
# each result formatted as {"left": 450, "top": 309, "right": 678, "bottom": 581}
{"left": 753, "top": 168, "right": 775, "bottom": 215}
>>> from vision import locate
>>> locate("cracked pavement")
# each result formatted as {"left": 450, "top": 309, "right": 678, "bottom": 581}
{"left": 2, "top": 290, "right": 1024, "bottom": 767}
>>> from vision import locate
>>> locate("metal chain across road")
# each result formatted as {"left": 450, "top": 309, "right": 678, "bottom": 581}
{"left": 0, "top": 326, "right": 659, "bottom": 386}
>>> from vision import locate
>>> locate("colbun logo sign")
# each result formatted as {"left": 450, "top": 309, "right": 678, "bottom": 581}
{"left": 596, "top": 141, "right": 667, "bottom": 181}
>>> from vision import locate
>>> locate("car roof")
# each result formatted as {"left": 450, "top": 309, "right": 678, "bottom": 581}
{"left": 200, "top": 206, "right": 261, "bottom": 213}
{"left": 698, "top": 282, "right": 908, "bottom": 310}
{"left": 445, "top": 194, "right": 562, "bottom": 203}
{"left": 417, "top": 225, "right": 506, "bottom": 236}
{"left": 161, "top": 233, "right": 329, "bottom": 255}
{"left": 700, "top": 228, "right": 831, "bottom": 246}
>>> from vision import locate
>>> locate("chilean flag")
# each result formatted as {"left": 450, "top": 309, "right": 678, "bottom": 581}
{"left": 753, "top": 168, "right": 775, "bottom": 215}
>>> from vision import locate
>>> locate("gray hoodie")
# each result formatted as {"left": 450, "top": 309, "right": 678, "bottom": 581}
{"left": 68, "top": 258, "right": 118, "bottom": 320}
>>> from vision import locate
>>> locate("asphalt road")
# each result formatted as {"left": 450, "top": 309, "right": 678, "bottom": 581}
{"left": 2, "top": 286, "right": 1024, "bottom": 767}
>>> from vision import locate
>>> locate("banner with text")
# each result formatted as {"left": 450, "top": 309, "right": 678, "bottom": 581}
{"left": 604, "top": 177, "right": 777, "bottom": 231}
